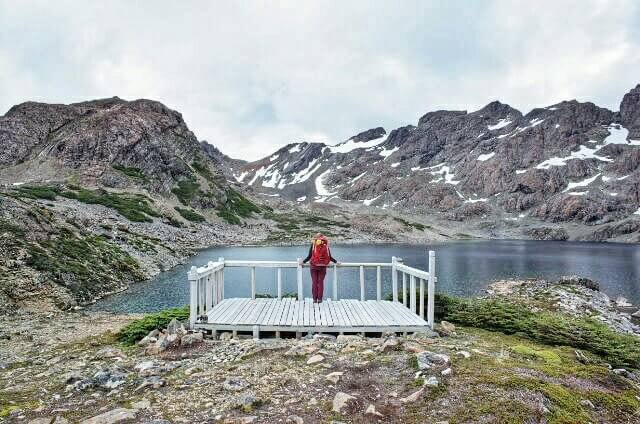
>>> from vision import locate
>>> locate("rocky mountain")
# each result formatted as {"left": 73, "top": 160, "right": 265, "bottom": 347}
{"left": 0, "top": 97, "right": 418, "bottom": 312}
{"left": 235, "top": 84, "right": 640, "bottom": 241}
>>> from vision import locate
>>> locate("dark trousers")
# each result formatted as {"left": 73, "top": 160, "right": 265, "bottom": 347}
{"left": 310, "top": 265, "right": 327, "bottom": 301}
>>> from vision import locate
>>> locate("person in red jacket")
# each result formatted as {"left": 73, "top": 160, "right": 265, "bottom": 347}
{"left": 302, "top": 233, "right": 338, "bottom": 303}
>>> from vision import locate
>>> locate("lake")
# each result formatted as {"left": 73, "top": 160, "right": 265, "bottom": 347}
{"left": 91, "top": 240, "right": 640, "bottom": 313}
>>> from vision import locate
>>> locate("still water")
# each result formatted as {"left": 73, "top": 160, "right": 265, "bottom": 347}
{"left": 91, "top": 240, "right": 640, "bottom": 313}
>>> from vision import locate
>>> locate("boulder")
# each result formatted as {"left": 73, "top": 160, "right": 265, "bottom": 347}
{"left": 437, "top": 321, "right": 456, "bottom": 336}
{"left": 134, "top": 376, "right": 165, "bottom": 392}
{"left": 181, "top": 332, "right": 204, "bottom": 347}
{"left": 325, "top": 371, "right": 344, "bottom": 384}
{"left": 416, "top": 351, "right": 450, "bottom": 370}
{"left": 332, "top": 392, "right": 357, "bottom": 413}
{"left": 365, "top": 404, "right": 384, "bottom": 417}
{"left": 400, "top": 388, "right": 424, "bottom": 404}
{"left": 616, "top": 296, "right": 633, "bottom": 308}
{"left": 80, "top": 408, "right": 137, "bottom": 424}
{"left": 306, "top": 354, "right": 325, "bottom": 365}
{"left": 378, "top": 337, "right": 399, "bottom": 352}
{"left": 223, "top": 376, "right": 248, "bottom": 392}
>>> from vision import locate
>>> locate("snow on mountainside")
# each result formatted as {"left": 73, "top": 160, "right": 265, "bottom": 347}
{"left": 235, "top": 84, "right": 640, "bottom": 241}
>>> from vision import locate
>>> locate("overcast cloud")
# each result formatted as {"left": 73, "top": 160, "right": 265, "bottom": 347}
{"left": 1, "top": 1, "right": 639, "bottom": 159}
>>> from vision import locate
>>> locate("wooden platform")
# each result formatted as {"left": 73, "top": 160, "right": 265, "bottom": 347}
{"left": 194, "top": 297, "right": 431, "bottom": 335}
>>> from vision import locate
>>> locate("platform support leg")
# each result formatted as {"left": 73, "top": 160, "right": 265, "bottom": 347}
{"left": 296, "top": 331, "right": 301, "bottom": 340}
{"left": 232, "top": 330, "right": 237, "bottom": 339}
{"left": 275, "top": 331, "right": 281, "bottom": 339}
{"left": 212, "top": 329, "right": 217, "bottom": 340}
{"left": 253, "top": 325, "right": 259, "bottom": 340}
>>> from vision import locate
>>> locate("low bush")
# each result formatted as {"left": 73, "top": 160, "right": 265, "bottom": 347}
{"left": 174, "top": 206, "right": 206, "bottom": 223}
{"left": 112, "top": 164, "right": 149, "bottom": 182}
{"left": 117, "top": 306, "right": 190, "bottom": 345}
{"left": 436, "top": 294, "right": 640, "bottom": 369}
{"left": 62, "top": 188, "right": 160, "bottom": 222}
{"left": 172, "top": 178, "right": 201, "bottom": 205}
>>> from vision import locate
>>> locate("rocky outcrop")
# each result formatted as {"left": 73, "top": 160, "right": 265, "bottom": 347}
{"left": 620, "top": 84, "right": 640, "bottom": 139}
{"left": 0, "top": 97, "right": 236, "bottom": 209}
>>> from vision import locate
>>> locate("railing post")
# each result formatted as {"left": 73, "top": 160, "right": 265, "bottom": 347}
{"left": 277, "top": 268, "right": 282, "bottom": 300}
{"left": 402, "top": 272, "right": 407, "bottom": 307}
{"left": 360, "top": 265, "right": 365, "bottom": 301}
{"left": 376, "top": 266, "right": 382, "bottom": 301}
{"left": 391, "top": 256, "right": 398, "bottom": 302}
{"left": 332, "top": 263, "right": 338, "bottom": 300}
{"left": 198, "top": 277, "right": 205, "bottom": 318}
{"left": 205, "top": 261, "right": 213, "bottom": 312}
{"left": 428, "top": 250, "right": 436, "bottom": 329}
{"left": 297, "top": 258, "right": 303, "bottom": 301}
{"left": 188, "top": 266, "right": 198, "bottom": 327}
{"left": 410, "top": 275, "right": 416, "bottom": 313}
{"left": 219, "top": 257, "right": 225, "bottom": 302}
{"left": 419, "top": 278, "right": 425, "bottom": 320}
{"left": 250, "top": 266, "right": 256, "bottom": 299}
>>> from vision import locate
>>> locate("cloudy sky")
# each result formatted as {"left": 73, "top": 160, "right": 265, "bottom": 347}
{"left": 1, "top": 1, "right": 639, "bottom": 160}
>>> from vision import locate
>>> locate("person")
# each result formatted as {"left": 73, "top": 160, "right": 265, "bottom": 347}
{"left": 302, "top": 233, "right": 338, "bottom": 303}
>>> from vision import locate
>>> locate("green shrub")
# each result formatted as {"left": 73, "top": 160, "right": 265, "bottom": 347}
{"left": 0, "top": 219, "right": 26, "bottom": 237}
{"left": 61, "top": 187, "right": 160, "bottom": 222}
{"left": 436, "top": 295, "right": 640, "bottom": 369}
{"left": 112, "top": 164, "right": 149, "bottom": 182}
{"left": 192, "top": 160, "right": 215, "bottom": 183}
{"left": 174, "top": 206, "right": 205, "bottom": 223}
{"left": 216, "top": 188, "right": 261, "bottom": 224}
{"left": 117, "top": 306, "right": 190, "bottom": 345}
{"left": 172, "top": 178, "right": 201, "bottom": 205}
{"left": 12, "top": 185, "right": 61, "bottom": 200}
{"left": 24, "top": 230, "right": 143, "bottom": 303}
{"left": 393, "top": 216, "right": 427, "bottom": 231}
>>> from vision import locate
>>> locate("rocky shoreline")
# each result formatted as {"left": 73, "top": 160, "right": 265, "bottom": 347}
{"left": 1, "top": 277, "right": 639, "bottom": 423}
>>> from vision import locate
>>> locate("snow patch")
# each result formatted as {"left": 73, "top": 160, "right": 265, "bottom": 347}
{"left": 477, "top": 152, "right": 495, "bottom": 162}
{"left": 270, "top": 153, "right": 279, "bottom": 161}
{"left": 487, "top": 119, "right": 512, "bottom": 131}
{"left": 529, "top": 118, "right": 545, "bottom": 127}
{"left": 315, "top": 169, "right": 336, "bottom": 196}
{"left": 297, "top": 196, "right": 307, "bottom": 202}
{"left": 564, "top": 173, "right": 600, "bottom": 192}
{"left": 379, "top": 146, "right": 399, "bottom": 158}
{"left": 516, "top": 169, "right": 527, "bottom": 174}
{"left": 234, "top": 171, "right": 249, "bottom": 183}
{"left": 350, "top": 172, "right": 367, "bottom": 184}
{"left": 329, "top": 135, "right": 388, "bottom": 154}
{"left": 430, "top": 165, "right": 460, "bottom": 185}
{"left": 363, "top": 195, "right": 381, "bottom": 206}
{"left": 390, "top": 162, "right": 401, "bottom": 168}
{"left": 603, "top": 124, "right": 640, "bottom": 146}
{"left": 535, "top": 145, "right": 612, "bottom": 169}
{"left": 289, "top": 144, "right": 302, "bottom": 153}
{"left": 464, "top": 198, "right": 488, "bottom": 203}
{"left": 290, "top": 159, "right": 321, "bottom": 184}
{"left": 568, "top": 191, "right": 588, "bottom": 196}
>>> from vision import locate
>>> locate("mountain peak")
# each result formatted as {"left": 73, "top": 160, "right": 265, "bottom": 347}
{"left": 348, "top": 127, "right": 386, "bottom": 143}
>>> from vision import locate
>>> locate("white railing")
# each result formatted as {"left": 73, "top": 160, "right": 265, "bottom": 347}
{"left": 188, "top": 250, "right": 436, "bottom": 328}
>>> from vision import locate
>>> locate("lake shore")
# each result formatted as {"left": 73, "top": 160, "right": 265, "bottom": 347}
{"left": 1, "top": 277, "right": 639, "bottom": 423}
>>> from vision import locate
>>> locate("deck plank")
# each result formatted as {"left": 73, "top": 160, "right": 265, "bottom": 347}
{"left": 207, "top": 298, "right": 236, "bottom": 322}
{"left": 230, "top": 299, "right": 254, "bottom": 324}
{"left": 197, "top": 298, "right": 430, "bottom": 332}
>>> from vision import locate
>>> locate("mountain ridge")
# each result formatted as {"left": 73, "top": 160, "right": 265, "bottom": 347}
{"left": 234, "top": 84, "right": 640, "bottom": 242}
